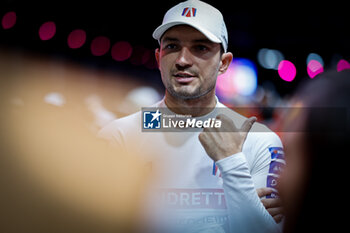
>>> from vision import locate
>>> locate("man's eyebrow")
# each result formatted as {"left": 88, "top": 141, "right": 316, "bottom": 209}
{"left": 162, "top": 37, "right": 212, "bottom": 43}
{"left": 192, "top": 38, "right": 213, "bottom": 44}
{"left": 161, "top": 37, "right": 179, "bottom": 43}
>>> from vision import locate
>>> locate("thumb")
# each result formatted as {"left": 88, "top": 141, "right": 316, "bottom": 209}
{"left": 240, "top": 116, "right": 257, "bottom": 142}
{"left": 241, "top": 116, "right": 257, "bottom": 133}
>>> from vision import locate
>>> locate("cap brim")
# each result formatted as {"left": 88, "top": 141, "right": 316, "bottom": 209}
{"left": 152, "top": 21, "right": 221, "bottom": 44}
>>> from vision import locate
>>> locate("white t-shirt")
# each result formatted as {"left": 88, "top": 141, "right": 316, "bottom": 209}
{"left": 98, "top": 98, "right": 284, "bottom": 233}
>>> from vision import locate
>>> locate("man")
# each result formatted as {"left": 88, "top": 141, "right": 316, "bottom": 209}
{"left": 99, "top": 0, "right": 283, "bottom": 232}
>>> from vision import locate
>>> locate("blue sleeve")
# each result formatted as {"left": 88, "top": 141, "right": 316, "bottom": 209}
{"left": 247, "top": 132, "right": 285, "bottom": 198}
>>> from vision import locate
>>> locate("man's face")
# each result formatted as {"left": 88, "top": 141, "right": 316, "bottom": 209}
{"left": 155, "top": 25, "right": 230, "bottom": 100}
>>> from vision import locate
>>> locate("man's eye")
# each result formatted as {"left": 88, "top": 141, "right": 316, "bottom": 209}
{"left": 165, "top": 44, "right": 177, "bottom": 49}
{"left": 196, "top": 45, "right": 208, "bottom": 51}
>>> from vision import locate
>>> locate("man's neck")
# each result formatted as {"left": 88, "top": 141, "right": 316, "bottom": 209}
{"left": 164, "top": 91, "right": 217, "bottom": 117}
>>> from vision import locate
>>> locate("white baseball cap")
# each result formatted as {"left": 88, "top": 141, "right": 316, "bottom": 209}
{"left": 152, "top": 0, "right": 228, "bottom": 52}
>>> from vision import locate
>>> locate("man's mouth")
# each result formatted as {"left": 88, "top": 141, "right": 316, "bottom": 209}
{"left": 173, "top": 72, "right": 197, "bottom": 84}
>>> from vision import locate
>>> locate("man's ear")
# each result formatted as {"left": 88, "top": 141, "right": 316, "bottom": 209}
{"left": 218, "top": 52, "right": 233, "bottom": 76}
{"left": 155, "top": 48, "right": 160, "bottom": 69}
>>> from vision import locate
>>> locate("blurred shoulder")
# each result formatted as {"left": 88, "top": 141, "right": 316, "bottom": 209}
{"left": 98, "top": 111, "right": 141, "bottom": 141}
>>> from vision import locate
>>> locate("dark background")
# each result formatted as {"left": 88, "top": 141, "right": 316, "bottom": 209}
{"left": 1, "top": 0, "right": 349, "bottom": 97}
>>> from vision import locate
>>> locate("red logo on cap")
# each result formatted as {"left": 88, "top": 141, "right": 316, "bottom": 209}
{"left": 182, "top": 7, "right": 197, "bottom": 17}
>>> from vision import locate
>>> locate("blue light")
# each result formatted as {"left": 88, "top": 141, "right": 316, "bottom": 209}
{"left": 217, "top": 58, "right": 258, "bottom": 99}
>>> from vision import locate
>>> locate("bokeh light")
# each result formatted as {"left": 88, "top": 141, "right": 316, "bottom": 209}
{"left": 1, "top": 11, "right": 16, "bottom": 29}
{"left": 44, "top": 92, "right": 66, "bottom": 107}
{"left": 90, "top": 36, "right": 110, "bottom": 56}
{"left": 277, "top": 60, "right": 296, "bottom": 82}
{"left": 307, "top": 60, "right": 324, "bottom": 78}
{"left": 216, "top": 58, "right": 257, "bottom": 99}
{"left": 306, "top": 53, "right": 324, "bottom": 66}
{"left": 67, "top": 29, "right": 86, "bottom": 49}
{"left": 337, "top": 59, "right": 350, "bottom": 72}
{"left": 257, "top": 48, "right": 284, "bottom": 70}
{"left": 111, "top": 41, "right": 132, "bottom": 62}
{"left": 39, "top": 21, "right": 56, "bottom": 41}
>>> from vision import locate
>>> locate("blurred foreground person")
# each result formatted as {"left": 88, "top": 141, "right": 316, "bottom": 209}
{"left": 278, "top": 70, "right": 350, "bottom": 233}
{"left": 0, "top": 54, "right": 147, "bottom": 233}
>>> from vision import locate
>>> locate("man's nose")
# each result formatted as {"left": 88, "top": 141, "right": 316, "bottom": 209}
{"left": 175, "top": 47, "right": 193, "bottom": 70}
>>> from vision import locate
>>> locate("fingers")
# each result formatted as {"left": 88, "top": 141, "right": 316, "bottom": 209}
{"left": 214, "top": 114, "right": 237, "bottom": 132}
{"left": 261, "top": 198, "right": 284, "bottom": 223}
{"left": 256, "top": 187, "right": 273, "bottom": 198}
{"left": 267, "top": 207, "right": 284, "bottom": 223}
{"left": 261, "top": 197, "right": 282, "bottom": 209}
{"left": 273, "top": 214, "right": 284, "bottom": 223}
{"left": 198, "top": 131, "right": 208, "bottom": 146}
{"left": 266, "top": 207, "right": 283, "bottom": 217}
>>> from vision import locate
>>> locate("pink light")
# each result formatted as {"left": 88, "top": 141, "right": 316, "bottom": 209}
{"left": 216, "top": 58, "right": 258, "bottom": 98}
{"left": 39, "top": 21, "right": 56, "bottom": 41}
{"left": 278, "top": 60, "right": 296, "bottom": 82}
{"left": 307, "top": 60, "right": 324, "bottom": 78}
{"left": 216, "top": 62, "right": 237, "bottom": 98}
{"left": 337, "top": 59, "right": 350, "bottom": 72}
{"left": 111, "top": 41, "right": 132, "bottom": 61}
{"left": 90, "top": 36, "right": 110, "bottom": 56}
{"left": 2, "top": 11, "right": 16, "bottom": 29}
{"left": 67, "top": 29, "right": 86, "bottom": 49}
